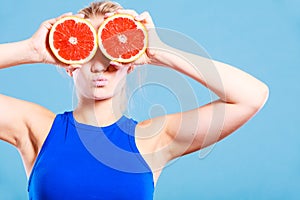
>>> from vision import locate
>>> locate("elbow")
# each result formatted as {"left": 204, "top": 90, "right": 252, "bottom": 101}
{"left": 251, "top": 83, "right": 269, "bottom": 111}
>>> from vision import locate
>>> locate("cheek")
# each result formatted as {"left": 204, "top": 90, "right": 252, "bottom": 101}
{"left": 104, "top": 69, "right": 127, "bottom": 96}
{"left": 73, "top": 71, "right": 83, "bottom": 86}
{"left": 111, "top": 68, "right": 128, "bottom": 86}
{"left": 116, "top": 67, "right": 129, "bottom": 79}
{"left": 73, "top": 70, "right": 90, "bottom": 94}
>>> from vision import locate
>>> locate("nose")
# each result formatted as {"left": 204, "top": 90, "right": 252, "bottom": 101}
{"left": 90, "top": 49, "right": 110, "bottom": 73}
{"left": 90, "top": 62, "right": 106, "bottom": 73}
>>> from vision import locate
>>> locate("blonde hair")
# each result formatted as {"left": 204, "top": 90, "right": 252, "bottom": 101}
{"left": 78, "top": 1, "right": 123, "bottom": 18}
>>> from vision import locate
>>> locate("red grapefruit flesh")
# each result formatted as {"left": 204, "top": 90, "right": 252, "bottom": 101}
{"left": 49, "top": 16, "right": 97, "bottom": 64}
{"left": 98, "top": 14, "right": 148, "bottom": 63}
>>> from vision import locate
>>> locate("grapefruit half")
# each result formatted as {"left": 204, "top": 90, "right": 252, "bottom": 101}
{"left": 98, "top": 14, "right": 148, "bottom": 63}
{"left": 49, "top": 16, "right": 98, "bottom": 64}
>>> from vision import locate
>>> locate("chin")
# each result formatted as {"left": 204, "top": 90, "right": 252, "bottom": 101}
{"left": 92, "top": 92, "right": 114, "bottom": 101}
{"left": 78, "top": 84, "right": 125, "bottom": 101}
{"left": 77, "top": 90, "right": 113, "bottom": 101}
{"left": 93, "top": 95, "right": 113, "bottom": 101}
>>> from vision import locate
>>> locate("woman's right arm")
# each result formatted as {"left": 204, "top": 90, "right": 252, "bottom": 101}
{"left": 0, "top": 13, "right": 72, "bottom": 175}
{"left": 0, "top": 39, "right": 55, "bottom": 175}
{"left": 0, "top": 36, "right": 52, "bottom": 148}
{"left": 0, "top": 40, "right": 38, "bottom": 69}
{"left": 0, "top": 13, "right": 72, "bottom": 69}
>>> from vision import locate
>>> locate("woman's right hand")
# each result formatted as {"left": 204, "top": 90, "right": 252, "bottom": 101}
{"left": 28, "top": 12, "right": 74, "bottom": 67}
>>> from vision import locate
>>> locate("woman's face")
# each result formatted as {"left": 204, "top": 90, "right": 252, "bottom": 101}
{"left": 69, "top": 15, "right": 131, "bottom": 100}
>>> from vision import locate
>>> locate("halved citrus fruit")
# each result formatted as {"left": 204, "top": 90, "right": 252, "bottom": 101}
{"left": 49, "top": 16, "right": 97, "bottom": 64}
{"left": 98, "top": 14, "right": 148, "bottom": 63}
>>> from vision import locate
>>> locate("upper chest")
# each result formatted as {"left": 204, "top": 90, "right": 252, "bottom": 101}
{"left": 28, "top": 117, "right": 155, "bottom": 199}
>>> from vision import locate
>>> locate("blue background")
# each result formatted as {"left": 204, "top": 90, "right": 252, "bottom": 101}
{"left": 0, "top": 0, "right": 299, "bottom": 199}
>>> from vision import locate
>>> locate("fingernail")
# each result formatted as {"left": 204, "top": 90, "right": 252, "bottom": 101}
{"left": 105, "top": 12, "right": 114, "bottom": 17}
{"left": 78, "top": 14, "right": 85, "bottom": 18}
{"left": 110, "top": 61, "right": 121, "bottom": 68}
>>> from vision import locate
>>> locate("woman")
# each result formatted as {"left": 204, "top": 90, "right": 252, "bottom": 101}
{"left": 0, "top": 1, "right": 269, "bottom": 199}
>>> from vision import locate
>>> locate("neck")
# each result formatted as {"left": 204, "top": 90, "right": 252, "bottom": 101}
{"left": 73, "top": 94, "right": 125, "bottom": 127}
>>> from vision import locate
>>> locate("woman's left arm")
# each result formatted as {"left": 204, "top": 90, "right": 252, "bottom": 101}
{"left": 147, "top": 44, "right": 269, "bottom": 160}
{"left": 111, "top": 10, "right": 269, "bottom": 161}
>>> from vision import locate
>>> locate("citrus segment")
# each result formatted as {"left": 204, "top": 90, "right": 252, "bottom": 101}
{"left": 98, "top": 14, "right": 148, "bottom": 63}
{"left": 49, "top": 16, "right": 97, "bottom": 64}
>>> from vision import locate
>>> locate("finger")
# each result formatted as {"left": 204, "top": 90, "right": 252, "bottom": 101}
{"left": 67, "top": 64, "right": 82, "bottom": 70}
{"left": 110, "top": 61, "right": 123, "bottom": 69}
{"left": 127, "top": 65, "right": 136, "bottom": 73}
{"left": 135, "top": 11, "right": 155, "bottom": 29}
{"left": 115, "top": 9, "right": 139, "bottom": 17}
{"left": 110, "top": 60, "right": 131, "bottom": 69}
{"left": 104, "top": 12, "right": 116, "bottom": 19}
{"left": 135, "top": 11, "right": 151, "bottom": 22}
{"left": 42, "top": 12, "right": 73, "bottom": 30}
{"left": 55, "top": 12, "right": 73, "bottom": 21}
{"left": 74, "top": 13, "right": 85, "bottom": 19}
{"left": 48, "top": 12, "right": 73, "bottom": 30}
{"left": 42, "top": 19, "right": 55, "bottom": 30}
{"left": 57, "top": 63, "right": 70, "bottom": 68}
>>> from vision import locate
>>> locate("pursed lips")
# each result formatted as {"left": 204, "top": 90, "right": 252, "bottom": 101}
{"left": 92, "top": 76, "right": 108, "bottom": 87}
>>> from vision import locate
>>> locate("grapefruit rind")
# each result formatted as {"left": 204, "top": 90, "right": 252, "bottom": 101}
{"left": 49, "top": 16, "right": 98, "bottom": 65}
{"left": 98, "top": 14, "right": 148, "bottom": 63}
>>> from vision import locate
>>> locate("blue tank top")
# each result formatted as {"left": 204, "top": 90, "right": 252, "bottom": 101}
{"left": 28, "top": 111, "right": 154, "bottom": 200}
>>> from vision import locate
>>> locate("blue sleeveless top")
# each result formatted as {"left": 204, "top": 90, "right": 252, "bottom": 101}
{"left": 28, "top": 111, "right": 154, "bottom": 200}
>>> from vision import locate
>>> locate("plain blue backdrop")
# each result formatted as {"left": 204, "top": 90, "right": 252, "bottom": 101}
{"left": 0, "top": 0, "right": 299, "bottom": 199}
